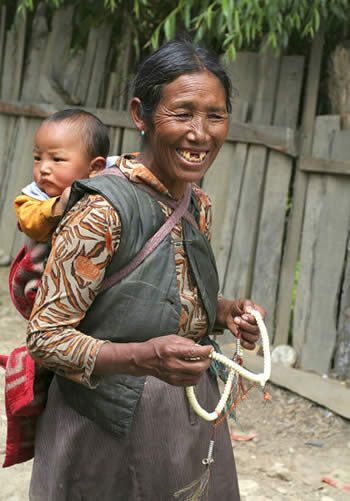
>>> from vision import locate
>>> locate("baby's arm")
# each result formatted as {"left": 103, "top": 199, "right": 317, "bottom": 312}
{"left": 14, "top": 190, "right": 70, "bottom": 242}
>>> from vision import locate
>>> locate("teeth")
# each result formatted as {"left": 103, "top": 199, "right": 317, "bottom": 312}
{"left": 178, "top": 149, "right": 207, "bottom": 163}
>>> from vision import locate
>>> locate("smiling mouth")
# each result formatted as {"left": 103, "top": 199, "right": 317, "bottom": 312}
{"left": 176, "top": 149, "right": 208, "bottom": 164}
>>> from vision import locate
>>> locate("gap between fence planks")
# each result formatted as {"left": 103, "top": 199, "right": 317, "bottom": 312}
{"left": 0, "top": 100, "right": 298, "bottom": 157}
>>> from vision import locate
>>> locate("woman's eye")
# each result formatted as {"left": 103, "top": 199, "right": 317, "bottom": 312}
{"left": 209, "top": 114, "right": 224, "bottom": 121}
{"left": 176, "top": 112, "right": 191, "bottom": 119}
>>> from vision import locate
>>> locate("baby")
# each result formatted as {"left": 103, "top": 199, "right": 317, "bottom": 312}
{"left": 3, "top": 109, "right": 113, "bottom": 468}
{"left": 10, "top": 109, "right": 114, "bottom": 319}
{"left": 14, "top": 108, "right": 110, "bottom": 242}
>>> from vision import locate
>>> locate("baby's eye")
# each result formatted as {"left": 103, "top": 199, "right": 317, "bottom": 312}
{"left": 33, "top": 155, "right": 41, "bottom": 161}
{"left": 53, "top": 157, "right": 64, "bottom": 162}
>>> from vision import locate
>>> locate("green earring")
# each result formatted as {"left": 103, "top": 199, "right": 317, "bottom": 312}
{"left": 140, "top": 130, "right": 145, "bottom": 137}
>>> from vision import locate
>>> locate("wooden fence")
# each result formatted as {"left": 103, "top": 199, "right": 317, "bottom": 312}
{"left": 0, "top": 4, "right": 349, "bottom": 417}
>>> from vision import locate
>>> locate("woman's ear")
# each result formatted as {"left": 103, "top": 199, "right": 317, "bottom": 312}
{"left": 89, "top": 157, "right": 106, "bottom": 177}
{"left": 130, "top": 97, "right": 147, "bottom": 133}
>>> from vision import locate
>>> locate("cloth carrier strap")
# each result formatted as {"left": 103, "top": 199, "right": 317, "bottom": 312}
{"left": 97, "top": 168, "right": 195, "bottom": 293}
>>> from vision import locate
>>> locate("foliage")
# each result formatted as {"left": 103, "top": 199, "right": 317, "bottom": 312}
{"left": 2, "top": 0, "right": 350, "bottom": 59}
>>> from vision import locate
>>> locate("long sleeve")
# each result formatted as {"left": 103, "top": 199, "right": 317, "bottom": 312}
{"left": 14, "top": 194, "right": 62, "bottom": 241}
{"left": 27, "top": 193, "right": 121, "bottom": 387}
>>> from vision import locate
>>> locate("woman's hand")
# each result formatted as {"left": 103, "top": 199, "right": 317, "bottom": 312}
{"left": 216, "top": 298, "right": 266, "bottom": 350}
{"left": 133, "top": 335, "right": 213, "bottom": 386}
{"left": 94, "top": 335, "right": 213, "bottom": 386}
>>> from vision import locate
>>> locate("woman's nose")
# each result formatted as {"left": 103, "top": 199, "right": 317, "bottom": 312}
{"left": 187, "top": 116, "right": 209, "bottom": 143}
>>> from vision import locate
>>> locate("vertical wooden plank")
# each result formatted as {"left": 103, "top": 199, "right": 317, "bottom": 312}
{"left": 61, "top": 50, "right": 84, "bottom": 104}
{"left": 224, "top": 48, "right": 280, "bottom": 300}
{"left": 294, "top": 117, "right": 350, "bottom": 374}
{"left": 11, "top": 12, "right": 27, "bottom": 100}
{"left": 0, "top": 5, "right": 49, "bottom": 261}
{"left": 1, "top": 31, "right": 16, "bottom": 100}
{"left": 39, "top": 5, "right": 73, "bottom": 105}
{"left": 0, "top": 24, "right": 16, "bottom": 180}
{"left": 251, "top": 56, "right": 304, "bottom": 339}
{"left": 225, "top": 52, "right": 261, "bottom": 120}
{"left": 109, "top": 126, "right": 122, "bottom": 155}
{"left": 1, "top": 8, "right": 26, "bottom": 99}
{"left": 105, "top": 72, "right": 117, "bottom": 108}
{"left": 21, "top": 3, "right": 48, "bottom": 101}
{"left": 275, "top": 24, "right": 325, "bottom": 345}
{"left": 203, "top": 52, "right": 258, "bottom": 285}
{"left": 0, "top": 118, "right": 41, "bottom": 258}
{"left": 75, "top": 28, "right": 100, "bottom": 104}
{"left": 202, "top": 100, "right": 248, "bottom": 283}
{"left": 42, "top": 5, "right": 73, "bottom": 81}
{"left": 333, "top": 118, "right": 350, "bottom": 379}
{"left": 85, "top": 23, "right": 112, "bottom": 107}
{"left": 0, "top": 5, "right": 7, "bottom": 90}
{"left": 0, "top": 8, "right": 27, "bottom": 229}
{"left": 121, "top": 128, "right": 141, "bottom": 153}
{"left": 106, "top": 21, "right": 133, "bottom": 153}
{"left": 109, "top": 20, "right": 133, "bottom": 111}
{"left": 334, "top": 230, "right": 350, "bottom": 378}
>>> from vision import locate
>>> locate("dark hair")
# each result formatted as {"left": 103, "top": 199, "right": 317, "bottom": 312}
{"left": 133, "top": 39, "right": 232, "bottom": 124}
{"left": 43, "top": 108, "right": 110, "bottom": 158}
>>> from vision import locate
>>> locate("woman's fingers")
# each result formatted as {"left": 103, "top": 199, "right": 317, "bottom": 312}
{"left": 142, "top": 335, "right": 213, "bottom": 385}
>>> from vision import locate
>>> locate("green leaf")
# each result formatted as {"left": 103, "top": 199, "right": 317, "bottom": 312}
{"left": 164, "top": 13, "right": 176, "bottom": 41}
{"left": 182, "top": 2, "right": 191, "bottom": 29}
{"left": 314, "top": 8, "right": 320, "bottom": 30}
{"left": 226, "top": 43, "right": 236, "bottom": 61}
{"left": 151, "top": 26, "right": 160, "bottom": 49}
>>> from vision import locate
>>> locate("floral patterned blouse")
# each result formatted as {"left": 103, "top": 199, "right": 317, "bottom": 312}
{"left": 27, "top": 154, "right": 213, "bottom": 388}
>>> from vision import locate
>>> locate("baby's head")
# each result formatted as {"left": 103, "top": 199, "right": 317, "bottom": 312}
{"left": 33, "top": 109, "right": 109, "bottom": 197}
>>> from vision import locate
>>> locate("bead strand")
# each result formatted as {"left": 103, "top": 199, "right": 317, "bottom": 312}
{"left": 186, "top": 309, "right": 271, "bottom": 422}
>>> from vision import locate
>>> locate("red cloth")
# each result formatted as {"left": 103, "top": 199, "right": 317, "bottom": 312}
{"left": 1, "top": 346, "right": 48, "bottom": 467}
{"left": 8, "top": 240, "right": 48, "bottom": 319}
{"left": 2, "top": 240, "right": 50, "bottom": 467}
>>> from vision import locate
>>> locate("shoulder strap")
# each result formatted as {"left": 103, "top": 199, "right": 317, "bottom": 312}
{"left": 98, "top": 167, "right": 198, "bottom": 228}
{"left": 98, "top": 169, "right": 193, "bottom": 293}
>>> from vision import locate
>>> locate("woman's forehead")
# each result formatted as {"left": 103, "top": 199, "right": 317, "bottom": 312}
{"left": 160, "top": 71, "right": 227, "bottom": 107}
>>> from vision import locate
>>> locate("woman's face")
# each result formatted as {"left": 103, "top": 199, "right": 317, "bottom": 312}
{"left": 140, "top": 71, "right": 229, "bottom": 198}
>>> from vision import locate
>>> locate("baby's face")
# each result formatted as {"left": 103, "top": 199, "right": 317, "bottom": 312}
{"left": 33, "top": 121, "right": 92, "bottom": 197}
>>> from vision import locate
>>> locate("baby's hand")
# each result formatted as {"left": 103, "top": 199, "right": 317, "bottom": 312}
{"left": 52, "top": 187, "right": 71, "bottom": 216}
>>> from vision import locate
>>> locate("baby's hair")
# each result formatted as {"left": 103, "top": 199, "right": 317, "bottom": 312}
{"left": 43, "top": 108, "right": 110, "bottom": 158}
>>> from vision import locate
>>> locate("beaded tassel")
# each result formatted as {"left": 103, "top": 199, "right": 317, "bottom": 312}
{"left": 173, "top": 429, "right": 216, "bottom": 500}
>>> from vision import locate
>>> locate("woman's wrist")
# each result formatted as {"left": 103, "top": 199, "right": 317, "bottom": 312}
{"left": 93, "top": 341, "right": 142, "bottom": 377}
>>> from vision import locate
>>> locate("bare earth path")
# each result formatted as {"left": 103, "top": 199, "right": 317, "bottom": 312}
{"left": 0, "top": 265, "right": 349, "bottom": 500}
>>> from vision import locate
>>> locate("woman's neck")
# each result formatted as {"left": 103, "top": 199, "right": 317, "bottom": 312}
{"left": 137, "top": 151, "right": 188, "bottom": 200}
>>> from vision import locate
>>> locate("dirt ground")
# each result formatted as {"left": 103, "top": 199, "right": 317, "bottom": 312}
{"left": 0, "top": 264, "right": 349, "bottom": 501}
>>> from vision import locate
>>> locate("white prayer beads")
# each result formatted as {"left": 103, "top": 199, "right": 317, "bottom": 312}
{"left": 186, "top": 309, "right": 271, "bottom": 421}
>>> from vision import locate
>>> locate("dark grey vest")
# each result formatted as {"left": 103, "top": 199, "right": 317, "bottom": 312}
{"left": 57, "top": 174, "right": 220, "bottom": 436}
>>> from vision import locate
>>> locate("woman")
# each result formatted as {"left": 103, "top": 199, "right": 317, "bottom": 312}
{"left": 27, "top": 40, "right": 265, "bottom": 500}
